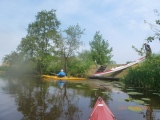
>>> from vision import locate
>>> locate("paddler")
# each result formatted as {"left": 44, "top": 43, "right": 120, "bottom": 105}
{"left": 57, "top": 69, "right": 66, "bottom": 77}
{"left": 144, "top": 42, "right": 152, "bottom": 58}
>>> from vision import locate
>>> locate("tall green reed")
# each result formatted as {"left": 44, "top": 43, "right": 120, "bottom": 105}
{"left": 123, "top": 54, "right": 160, "bottom": 91}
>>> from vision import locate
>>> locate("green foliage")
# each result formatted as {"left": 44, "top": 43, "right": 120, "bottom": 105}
{"left": 132, "top": 43, "right": 151, "bottom": 58}
{"left": 132, "top": 45, "right": 145, "bottom": 56}
{"left": 146, "top": 36, "right": 155, "bottom": 42}
{"left": 2, "top": 10, "right": 110, "bottom": 77}
{"left": 2, "top": 51, "right": 36, "bottom": 75}
{"left": 78, "top": 50, "right": 93, "bottom": 62}
{"left": 89, "top": 31, "right": 113, "bottom": 65}
{"left": 56, "top": 24, "right": 85, "bottom": 72}
{"left": 2, "top": 10, "right": 87, "bottom": 76}
{"left": 123, "top": 54, "right": 160, "bottom": 90}
{"left": 62, "top": 50, "right": 94, "bottom": 77}
{"left": 67, "top": 57, "right": 93, "bottom": 77}
{"left": 0, "top": 65, "right": 8, "bottom": 71}
{"left": 145, "top": 9, "right": 160, "bottom": 42}
{"left": 17, "top": 9, "right": 60, "bottom": 74}
{"left": 109, "top": 60, "right": 117, "bottom": 64}
{"left": 17, "top": 36, "right": 37, "bottom": 59}
{"left": 3, "top": 51, "right": 23, "bottom": 66}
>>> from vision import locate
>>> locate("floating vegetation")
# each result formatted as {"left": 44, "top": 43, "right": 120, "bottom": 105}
{"left": 117, "top": 83, "right": 125, "bottom": 88}
{"left": 101, "top": 92, "right": 109, "bottom": 95}
{"left": 92, "top": 89, "right": 98, "bottom": 91}
{"left": 127, "top": 92, "right": 143, "bottom": 95}
{"left": 113, "top": 84, "right": 118, "bottom": 86}
{"left": 82, "top": 83, "right": 87, "bottom": 86}
{"left": 127, "top": 87, "right": 134, "bottom": 89}
{"left": 127, "top": 92, "right": 140, "bottom": 95}
{"left": 152, "top": 93, "right": 160, "bottom": 95}
{"left": 132, "top": 100, "right": 145, "bottom": 104}
{"left": 143, "top": 103, "right": 150, "bottom": 106}
{"left": 114, "top": 84, "right": 122, "bottom": 88}
{"left": 136, "top": 93, "right": 143, "bottom": 95}
{"left": 126, "top": 89, "right": 135, "bottom": 91}
{"left": 116, "top": 86, "right": 122, "bottom": 88}
{"left": 141, "top": 98, "right": 150, "bottom": 101}
{"left": 124, "top": 98, "right": 132, "bottom": 102}
{"left": 128, "top": 106, "right": 142, "bottom": 112}
{"left": 76, "top": 85, "right": 83, "bottom": 88}
{"left": 148, "top": 90, "right": 156, "bottom": 92}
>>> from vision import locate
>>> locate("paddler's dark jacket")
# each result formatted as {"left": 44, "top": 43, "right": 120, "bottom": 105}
{"left": 145, "top": 44, "right": 151, "bottom": 52}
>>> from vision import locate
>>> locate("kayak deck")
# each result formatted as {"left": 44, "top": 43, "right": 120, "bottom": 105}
{"left": 89, "top": 97, "right": 115, "bottom": 120}
{"left": 42, "top": 75, "right": 86, "bottom": 80}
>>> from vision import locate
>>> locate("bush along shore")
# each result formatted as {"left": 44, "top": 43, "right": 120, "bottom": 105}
{"left": 123, "top": 54, "right": 160, "bottom": 91}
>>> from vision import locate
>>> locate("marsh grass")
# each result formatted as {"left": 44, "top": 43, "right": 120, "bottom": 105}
{"left": 123, "top": 54, "right": 160, "bottom": 91}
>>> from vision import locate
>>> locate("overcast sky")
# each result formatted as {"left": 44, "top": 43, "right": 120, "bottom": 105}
{"left": 0, "top": 0, "right": 160, "bottom": 65}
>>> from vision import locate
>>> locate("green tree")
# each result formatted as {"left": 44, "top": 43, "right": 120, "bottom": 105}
{"left": 77, "top": 50, "right": 94, "bottom": 69}
{"left": 17, "top": 9, "right": 61, "bottom": 74}
{"left": 78, "top": 50, "right": 92, "bottom": 62}
{"left": 3, "top": 51, "right": 22, "bottom": 66}
{"left": 2, "top": 51, "right": 36, "bottom": 75}
{"left": 57, "top": 24, "right": 85, "bottom": 73}
{"left": 89, "top": 31, "right": 113, "bottom": 65}
{"left": 17, "top": 36, "right": 37, "bottom": 60}
{"left": 66, "top": 50, "right": 94, "bottom": 77}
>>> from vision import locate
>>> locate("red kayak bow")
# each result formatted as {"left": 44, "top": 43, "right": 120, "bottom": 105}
{"left": 89, "top": 97, "right": 115, "bottom": 120}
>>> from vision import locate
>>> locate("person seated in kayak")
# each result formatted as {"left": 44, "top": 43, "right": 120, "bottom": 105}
{"left": 144, "top": 42, "right": 152, "bottom": 58}
{"left": 57, "top": 69, "right": 66, "bottom": 77}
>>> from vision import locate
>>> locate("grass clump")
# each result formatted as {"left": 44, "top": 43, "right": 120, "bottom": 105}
{"left": 123, "top": 54, "right": 160, "bottom": 91}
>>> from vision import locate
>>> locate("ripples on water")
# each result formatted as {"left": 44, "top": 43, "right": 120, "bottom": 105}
{"left": 0, "top": 76, "right": 160, "bottom": 120}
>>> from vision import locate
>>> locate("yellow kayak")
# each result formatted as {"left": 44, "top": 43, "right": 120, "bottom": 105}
{"left": 42, "top": 75, "right": 86, "bottom": 80}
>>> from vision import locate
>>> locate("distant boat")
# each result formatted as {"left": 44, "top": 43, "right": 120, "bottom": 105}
{"left": 42, "top": 75, "right": 86, "bottom": 80}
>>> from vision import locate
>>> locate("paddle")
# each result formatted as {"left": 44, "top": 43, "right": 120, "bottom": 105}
{"left": 49, "top": 73, "right": 57, "bottom": 76}
{"left": 49, "top": 73, "right": 66, "bottom": 78}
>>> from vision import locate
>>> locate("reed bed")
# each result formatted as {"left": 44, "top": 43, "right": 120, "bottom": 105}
{"left": 123, "top": 54, "right": 160, "bottom": 91}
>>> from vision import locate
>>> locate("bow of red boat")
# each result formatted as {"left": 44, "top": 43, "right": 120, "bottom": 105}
{"left": 89, "top": 97, "right": 115, "bottom": 120}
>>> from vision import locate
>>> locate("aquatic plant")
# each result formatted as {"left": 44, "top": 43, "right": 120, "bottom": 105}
{"left": 76, "top": 85, "right": 83, "bottom": 87}
{"left": 101, "top": 92, "right": 109, "bottom": 95}
{"left": 132, "top": 100, "right": 145, "bottom": 104}
{"left": 152, "top": 93, "right": 160, "bottom": 95}
{"left": 126, "top": 88, "right": 135, "bottom": 91}
{"left": 123, "top": 54, "right": 160, "bottom": 91}
{"left": 128, "top": 106, "right": 142, "bottom": 112}
{"left": 127, "top": 92, "right": 143, "bottom": 95}
{"left": 124, "top": 98, "right": 132, "bottom": 102}
{"left": 141, "top": 98, "right": 150, "bottom": 101}
{"left": 92, "top": 89, "right": 98, "bottom": 91}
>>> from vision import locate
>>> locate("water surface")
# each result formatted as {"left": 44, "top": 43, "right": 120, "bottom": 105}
{"left": 0, "top": 76, "right": 160, "bottom": 120}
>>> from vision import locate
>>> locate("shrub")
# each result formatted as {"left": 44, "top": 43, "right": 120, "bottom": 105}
{"left": 123, "top": 54, "right": 160, "bottom": 90}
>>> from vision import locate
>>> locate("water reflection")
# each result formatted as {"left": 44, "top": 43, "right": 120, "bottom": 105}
{"left": 0, "top": 77, "right": 86, "bottom": 120}
{"left": 0, "top": 76, "right": 160, "bottom": 120}
{"left": 57, "top": 80, "right": 66, "bottom": 89}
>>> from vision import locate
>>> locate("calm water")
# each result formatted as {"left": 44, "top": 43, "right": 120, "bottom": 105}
{"left": 0, "top": 76, "right": 160, "bottom": 120}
